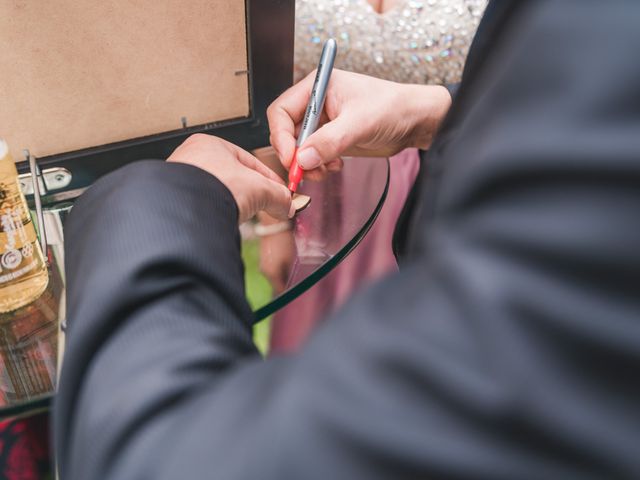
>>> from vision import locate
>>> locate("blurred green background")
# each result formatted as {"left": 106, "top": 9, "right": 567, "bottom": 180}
{"left": 242, "top": 239, "right": 272, "bottom": 355}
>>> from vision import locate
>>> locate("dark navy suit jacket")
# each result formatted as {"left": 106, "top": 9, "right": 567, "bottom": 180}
{"left": 56, "top": 2, "right": 640, "bottom": 478}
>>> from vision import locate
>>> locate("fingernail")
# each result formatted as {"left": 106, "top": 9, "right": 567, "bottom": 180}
{"left": 297, "top": 147, "right": 321, "bottom": 170}
{"left": 288, "top": 202, "right": 296, "bottom": 218}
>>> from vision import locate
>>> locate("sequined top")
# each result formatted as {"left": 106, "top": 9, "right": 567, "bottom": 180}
{"left": 295, "top": 0, "right": 487, "bottom": 84}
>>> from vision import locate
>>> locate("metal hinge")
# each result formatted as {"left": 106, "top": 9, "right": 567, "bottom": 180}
{"left": 18, "top": 167, "right": 72, "bottom": 196}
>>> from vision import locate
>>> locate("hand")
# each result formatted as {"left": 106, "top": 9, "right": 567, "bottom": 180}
{"left": 267, "top": 69, "right": 451, "bottom": 178}
{"left": 259, "top": 226, "right": 296, "bottom": 295}
{"left": 167, "top": 134, "right": 294, "bottom": 223}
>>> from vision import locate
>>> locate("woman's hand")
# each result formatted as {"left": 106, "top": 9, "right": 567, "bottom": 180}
{"left": 267, "top": 69, "right": 451, "bottom": 178}
{"left": 167, "top": 134, "right": 294, "bottom": 223}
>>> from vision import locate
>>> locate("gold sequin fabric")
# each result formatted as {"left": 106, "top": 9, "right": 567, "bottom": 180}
{"left": 295, "top": 0, "right": 487, "bottom": 84}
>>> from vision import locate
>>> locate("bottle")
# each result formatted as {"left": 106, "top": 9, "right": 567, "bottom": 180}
{"left": 0, "top": 139, "right": 48, "bottom": 313}
{"left": 0, "top": 280, "right": 59, "bottom": 403}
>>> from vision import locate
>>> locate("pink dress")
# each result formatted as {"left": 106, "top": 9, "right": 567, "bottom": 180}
{"left": 269, "top": 0, "right": 486, "bottom": 353}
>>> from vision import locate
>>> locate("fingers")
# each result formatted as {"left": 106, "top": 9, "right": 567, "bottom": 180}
{"left": 255, "top": 173, "right": 295, "bottom": 220}
{"left": 326, "top": 157, "right": 344, "bottom": 172}
{"left": 232, "top": 144, "right": 285, "bottom": 185}
{"left": 234, "top": 147, "right": 294, "bottom": 219}
{"left": 168, "top": 134, "right": 293, "bottom": 222}
{"left": 302, "top": 164, "right": 329, "bottom": 182}
{"left": 295, "top": 114, "right": 358, "bottom": 170}
{"left": 269, "top": 130, "right": 297, "bottom": 169}
{"left": 267, "top": 71, "right": 316, "bottom": 167}
{"left": 297, "top": 158, "right": 342, "bottom": 182}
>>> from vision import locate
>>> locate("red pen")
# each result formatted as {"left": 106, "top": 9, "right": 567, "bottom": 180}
{"left": 288, "top": 146, "right": 303, "bottom": 192}
{"left": 288, "top": 38, "right": 337, "bottom": 193}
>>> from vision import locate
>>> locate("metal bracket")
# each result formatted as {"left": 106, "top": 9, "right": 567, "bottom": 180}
{"left": 22, "top": 151, "right": 48, "bottom": 256}
{"left": 19, "top": 167, "right": 72, "bottom": 196}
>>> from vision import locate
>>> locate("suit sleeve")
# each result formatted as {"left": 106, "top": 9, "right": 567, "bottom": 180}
{"left": 444, "top": 83, "right": 460, "bottom": 99}
{"left": 55, "top": 2, "right": 640, "bottom": 479}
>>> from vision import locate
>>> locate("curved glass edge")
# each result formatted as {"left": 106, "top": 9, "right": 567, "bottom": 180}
{"left": 252, "top": 158, "right": 390, "bottom": 322}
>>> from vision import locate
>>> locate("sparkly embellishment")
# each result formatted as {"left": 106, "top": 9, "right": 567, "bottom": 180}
{"left": 295, "top": 0, "right": 487, "bottom": 84}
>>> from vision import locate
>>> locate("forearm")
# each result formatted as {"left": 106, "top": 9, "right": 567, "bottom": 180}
{"left": 401, "top": 83, "right": 452, "bottom": 150}
{"left": 55, "top": 160, "right": 258, "bottom": 478}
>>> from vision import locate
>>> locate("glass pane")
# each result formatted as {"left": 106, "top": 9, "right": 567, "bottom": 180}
{"left": 244, "top": 156, "right": 389, "bottom": 320}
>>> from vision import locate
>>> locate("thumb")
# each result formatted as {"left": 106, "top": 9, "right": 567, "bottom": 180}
{"left": 258, "top": 175, "right": 296, "bottom": 221}
{"left": 296, "top": 114, "right": 357, "bottom": 170}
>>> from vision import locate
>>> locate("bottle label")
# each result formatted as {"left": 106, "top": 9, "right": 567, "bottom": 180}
{"left": 2, "top": 205, "right": 28, "bottom": 248}
{"left": 0, "top": 146, "right": 50, "bottom": 311}
{"left": 0, "top": 205, "right": 37, "bottom": 283}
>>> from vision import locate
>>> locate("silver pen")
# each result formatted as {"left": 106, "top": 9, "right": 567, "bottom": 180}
{"left": 288, "top": 38, "right": 337, "bottom": 192}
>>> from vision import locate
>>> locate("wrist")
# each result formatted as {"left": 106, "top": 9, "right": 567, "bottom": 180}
{"left": 403, "top": 84, "right": 452, "bottom": 150}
